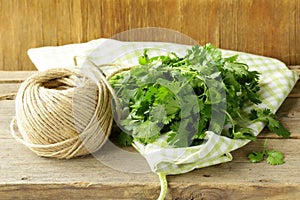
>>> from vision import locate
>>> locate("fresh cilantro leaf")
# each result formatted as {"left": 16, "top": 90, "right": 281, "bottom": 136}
{"left": 249, "top": 108, "right": 291, "bottom": 138}
{"left": 248, "top": 139, "right": 286, "bottom": 165}
{"left": 224, "top": 55, "right": 239, "bottom": 63}
{"left": 120, "top": 118, "right": 141, "bottom": 133}
{"left": 167, "top": 119, "right": 191, "bottom": 147}
{"left": 150, "top": 104, "right": 169, "bottom": 124}
{"left": 248, "top": 152, "right": 264, "bottom": 163}
{"left": 245, "top": 86, "right": 261, "bottom": 105}
{"left": 132, "top": 120, "right": 161, "bottom": 144}
{"left": 267, "top": 117, "right": 291, "bottom": 138}
{"left": 266, "top": 150, "right": 285, "bottom": 165}
{"left": 205, "top": 87, "right": 223, "bottom": 104}
{"left": 233, "top": 127, "right": 257, "bottom": 141}
{"left": 117, "top": 132, "right": 133, "bottom": 147}
{"left": 138, "top": 49, "right": 149, "bottom": 65}
{"left": 144, "top": 85, "right": 158, "bottom": 104}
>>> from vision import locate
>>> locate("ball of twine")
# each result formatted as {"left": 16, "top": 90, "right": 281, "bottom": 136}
{"left": 10, "top": 66, "right": 118, "bottom": 159}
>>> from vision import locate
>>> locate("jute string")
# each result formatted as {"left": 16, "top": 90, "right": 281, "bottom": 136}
{"left": 10, "top": 64, "right": 129, "bottom": 159}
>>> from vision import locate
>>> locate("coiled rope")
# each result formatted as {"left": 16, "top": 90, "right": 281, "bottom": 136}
{"left": 10, "top": 65, "right": 120, "bottom": 159}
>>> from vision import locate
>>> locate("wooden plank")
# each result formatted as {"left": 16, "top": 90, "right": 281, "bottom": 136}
{"left": 0, "top": 100, "right": 15, "bottom": 139}
{"left": 289, "top": 66, "right": 300, "bottom": 76}
{"left": 0, "top": 0, "right": 43, "bottom": 71}
{"left": 0, "top": 0, "right": 299, "bottom": 71}
{"left": 289, "top": 79, "right": 300, "bottom": 98}
{"left": 1, "top": 182, "right": 299, "bottom": 200}
{"left": 0, "top": 138, "right": 300, "bottom": 199}
{"left": 0, "top": 71, "right": 35, "bottom": 83}
{"left": 0, "top": 83, "right": 20, "bottom": 99}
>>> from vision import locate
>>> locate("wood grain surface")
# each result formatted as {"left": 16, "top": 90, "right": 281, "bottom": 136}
{"left": 0, "top": 0, "right": 299, "bottom": 71}
{"left": 0, "top": 69, "right": 300, "bottom": 199}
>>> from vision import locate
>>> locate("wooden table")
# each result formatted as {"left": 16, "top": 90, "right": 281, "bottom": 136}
{"left": 0, "top": 69, "right": 300, "bottom": 200}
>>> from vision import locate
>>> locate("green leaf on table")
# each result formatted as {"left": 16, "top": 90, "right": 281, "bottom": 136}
{"left": 248, "top": 140, "right": 285, "bottom": 165}
{"left": 248, "top": 152, "right": 264, "bottom": 163}
{"left": 266, "top": 150, "right": 285, "bottom": 165}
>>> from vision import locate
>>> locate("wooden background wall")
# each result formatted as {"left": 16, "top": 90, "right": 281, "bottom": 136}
{"left": 0, "top": 0, "right": 299, "bottom": 70}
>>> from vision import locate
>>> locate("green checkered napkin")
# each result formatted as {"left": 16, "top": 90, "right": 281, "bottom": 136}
{"left": 28, "top": 39, "right": 298, "bottom": 197}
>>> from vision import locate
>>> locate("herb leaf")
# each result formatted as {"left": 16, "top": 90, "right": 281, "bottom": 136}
{"left": 132, "top": 120, "right": 162, "bottom": 144}
{"left": 248, "top": 139, "right": 285, "bottom": 165}
{"left": 117, "top": 132, "right": 134, "bottom": 147}
{"left": 248, "top": 152, "right": 264, "bottom": 163}
{"left": 266, "top": 150, "right": 285, "bottom": 165}
{"left": 249, "top": 108, "right": 291, "bottom": 138}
